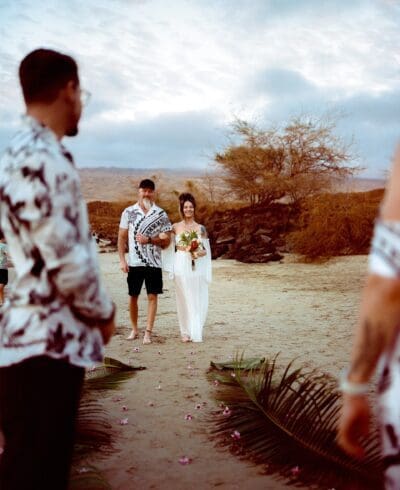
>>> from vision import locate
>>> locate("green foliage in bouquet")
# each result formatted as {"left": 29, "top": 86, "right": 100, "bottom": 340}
{"left": 177, "top": 230, "right": 201, "bottom": 248}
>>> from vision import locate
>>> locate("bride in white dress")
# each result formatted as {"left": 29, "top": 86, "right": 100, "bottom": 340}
{"left": 163, "top": 193, "right": 212, "bottom": 342}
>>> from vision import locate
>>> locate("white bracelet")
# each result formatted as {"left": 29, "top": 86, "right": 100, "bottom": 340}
{"left": 369, "top": 220, "right": 400, "bottom": 278}
{"left": 338, "top": 370, "right": 369, "bottom": 395}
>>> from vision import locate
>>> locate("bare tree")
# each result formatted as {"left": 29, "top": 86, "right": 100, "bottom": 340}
{"left": 214, "top": 115, "right": 357, "bottom": 206}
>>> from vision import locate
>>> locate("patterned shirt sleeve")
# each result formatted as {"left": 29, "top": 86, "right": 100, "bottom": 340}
{"left": 160, "top": 211, "right": 172, "bottom": 233}
{"left": 119, "top": 208, "right": 129, "bottom": 229}
{"left": 14, "top": 151, "right": 114, "bottom": 325}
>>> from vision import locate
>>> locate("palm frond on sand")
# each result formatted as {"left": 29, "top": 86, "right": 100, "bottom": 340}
{"left": 69, "top": 465, "right": 112, "bottom": 490}
{"left": 84, "top": 356, "right": 145, "bottom": 392}
{"left": 70, "top": 357, "right": 140, "bottom": 488}
{"left": 208, "top": 354, "right": 383, "bottom": 489}
{"left": 210, "top": 357, "right": 266, "bottom": 371}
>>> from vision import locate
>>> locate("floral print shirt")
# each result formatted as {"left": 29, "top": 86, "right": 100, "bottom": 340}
{"left": 0, "top": 115, "right": 114, "bottom": 368}
{"left": 119, "top": 203, "right": 172, "bottom": 268}
{"left": 0, "top": 243, "right": 7, "bottom": 269}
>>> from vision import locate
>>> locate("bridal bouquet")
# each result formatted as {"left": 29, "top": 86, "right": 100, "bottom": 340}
{"left": 177, "top": 230, "right": 204, "bottom": 270}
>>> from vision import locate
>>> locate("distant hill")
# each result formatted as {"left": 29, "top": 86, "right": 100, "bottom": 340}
{"left": 79, "top": 167, "right": 208, "bottom": 202}
{"left": 79, "top": 167, "right": 386, "bottom": 202}
{"left": 334, "top": 177, "right": 386, "bottom": 192}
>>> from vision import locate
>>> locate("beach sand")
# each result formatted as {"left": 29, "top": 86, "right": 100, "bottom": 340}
{"left": 92, "top": 253, "right": 367, "bottom": 489}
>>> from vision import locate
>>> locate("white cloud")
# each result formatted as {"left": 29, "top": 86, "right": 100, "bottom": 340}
{"left": 0, "top": 0, "right": 399, "bottom": 176}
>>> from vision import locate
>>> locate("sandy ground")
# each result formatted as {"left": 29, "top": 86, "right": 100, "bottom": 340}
{"left": 88, "top": 253, "right": 367, "bottom": 490}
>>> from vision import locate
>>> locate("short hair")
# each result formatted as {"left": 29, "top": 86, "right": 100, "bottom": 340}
{"left": 179, "top": 192, "right": 196, "bottom": 215}
{"left": 139, "top": 179, "right": 155, "bottom": 190}
{"left": 19, "top": 48, "right": 79, "bottom": 104}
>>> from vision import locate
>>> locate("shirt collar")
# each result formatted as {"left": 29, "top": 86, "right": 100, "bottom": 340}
{"left": 21, "top": 114, "right": 75, "bottom": 166}
{"left": 21, "top": 114, "right": 58, "bottom": 143}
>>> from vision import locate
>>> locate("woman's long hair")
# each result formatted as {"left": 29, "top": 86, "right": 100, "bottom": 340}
{"left": 179, "top": 192, "right": 196, "bottom": 216}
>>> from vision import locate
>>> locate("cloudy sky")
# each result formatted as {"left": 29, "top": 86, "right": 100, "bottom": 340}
{"left": 0, "top": 0, "right": 399, "bottom": 177}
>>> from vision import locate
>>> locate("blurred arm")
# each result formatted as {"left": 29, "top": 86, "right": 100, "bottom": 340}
{"left": 338, "top": 145, "right": 400, "bottom": 458}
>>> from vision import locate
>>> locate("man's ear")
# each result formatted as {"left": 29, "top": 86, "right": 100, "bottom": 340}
{"left": 63, "top": 80, "right": 79, "bottom": 103}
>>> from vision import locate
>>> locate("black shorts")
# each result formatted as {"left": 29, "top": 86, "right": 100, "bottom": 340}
{"left": 0, "top": 269, "right": 8, "bottom": 285}
{"left": 127, "top": 266, "right": 163, "bottom": 296}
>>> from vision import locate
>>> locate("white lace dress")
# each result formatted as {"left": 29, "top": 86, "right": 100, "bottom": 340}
{"left": 162, "top": 236, "right": 212, "bottom": 342}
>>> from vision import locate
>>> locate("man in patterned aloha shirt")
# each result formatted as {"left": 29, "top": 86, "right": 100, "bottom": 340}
{"left": 118, "top": 179, "right": 172, "bottom": 345}
{"left": 0, "top": 49, "right": 115, "bottom": 490}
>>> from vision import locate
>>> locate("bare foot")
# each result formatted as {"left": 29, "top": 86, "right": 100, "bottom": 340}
{"left": 143, "top": 329, "right": 152, "bottom": 345}
{"left": 126, "top": 331, "right": 139, "bottom": 340}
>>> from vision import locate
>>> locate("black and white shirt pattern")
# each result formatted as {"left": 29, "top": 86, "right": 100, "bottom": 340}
{"left": 0, "top": 115, "right": 114, "bottom": 368}
{"left": 377, "top": 334, "right": 400, "bottom": 489}
{"left": 119, "top": 203, "right": 172, "bottom": 268}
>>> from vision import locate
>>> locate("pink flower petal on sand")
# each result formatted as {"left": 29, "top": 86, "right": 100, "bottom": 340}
{"left": 291, "top": 466, "right": 300, "bottom": 476}
{"left": 187, "top": 365, "right": 193, "bottom": 370}
{"left": 122, "top": 405, "right": 128, "bottom": 411}
{"left": 179, "top": 456, "right": 192, "bottom": 465}
{"left": 133, "top": 347, "right": 140, "bottom": 353}
{"left": 148, "top": 401, "right": 154, "bottom": 407}
{"left": 223, "top": 407, "right": 231, "bottom": 416}
{"left": 195, "top": 404, "right": 201, "bottom": 410}
{"left": 231, "top": 430, "right": 241, "bottom": 440}
{"left": 119, "top": 418, "right": 129, "bottom": 425}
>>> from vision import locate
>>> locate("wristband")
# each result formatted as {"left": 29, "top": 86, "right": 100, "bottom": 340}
{"left": 369, "top": 220, "right": 400, "bottom": 278}
{"left": 338, "top": 369, "right": 369, "bottom": 395}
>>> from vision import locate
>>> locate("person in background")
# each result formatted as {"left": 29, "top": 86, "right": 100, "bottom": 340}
{"left": 118, "top": 179, "right": 171, "bottom": 344}
{"left": 169, "top": 193, "right": 211, "bottom": 342}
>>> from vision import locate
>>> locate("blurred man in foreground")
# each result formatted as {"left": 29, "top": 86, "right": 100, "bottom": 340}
{"left": 0, "top": 48, "right": 115, "bottom": 490}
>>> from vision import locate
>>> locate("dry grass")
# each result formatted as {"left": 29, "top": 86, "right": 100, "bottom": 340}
{"left": 83, "top": 169, "right": 385, "bottom": 260}
{"left": 289, "top": 189, "right": 384, "bottom": 259}
{"left": 85, "top": 169, "right": 238, "bottom": 243}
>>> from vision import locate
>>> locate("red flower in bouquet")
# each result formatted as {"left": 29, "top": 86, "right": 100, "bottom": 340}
{"left": 189, "top": 239, "right": 200, "bottom": 252}
{"left": 177, "top": 230, "right": 204, "bottom": 270}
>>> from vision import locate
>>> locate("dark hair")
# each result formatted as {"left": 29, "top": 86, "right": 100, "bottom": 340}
{"left": 19, "top": 48, "right": 79, "bottom": 104}
{"left": 139, "top": 179, "right": 155, "bottom": 190}
{"left": 0, "top": 229, "right": 4, "bottom": 240}
{"left": 179, "top": 192, "right": 196, "bottom": 215}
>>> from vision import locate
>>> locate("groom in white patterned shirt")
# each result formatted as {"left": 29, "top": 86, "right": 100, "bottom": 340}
{"left": 0, "top": 49, "right": 115, "bottom": 490}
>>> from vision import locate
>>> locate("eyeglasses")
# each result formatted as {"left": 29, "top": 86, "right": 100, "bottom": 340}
{"left": 80, "top": 88, "right": 91, "bottom": 107}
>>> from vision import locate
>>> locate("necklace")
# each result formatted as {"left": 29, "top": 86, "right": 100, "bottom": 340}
{"left": 182, "top": 220, "right": 196, "bottom": 231}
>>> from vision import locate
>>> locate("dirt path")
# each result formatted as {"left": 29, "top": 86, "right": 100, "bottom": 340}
{"left": 93, "top": 253, "right": 366, "bottom": 489}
